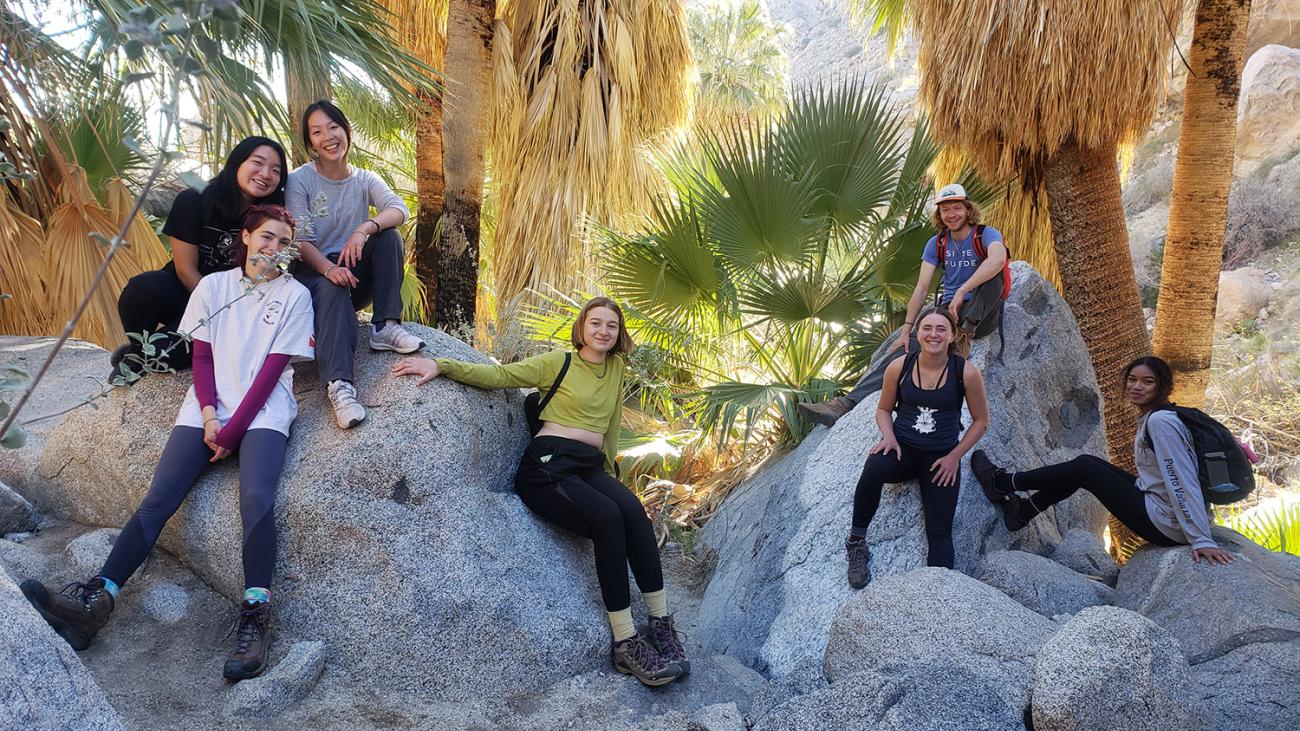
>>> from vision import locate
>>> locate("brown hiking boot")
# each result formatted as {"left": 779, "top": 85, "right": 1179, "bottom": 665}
{"left": 846, "top": 539, "right": 871, "bottom": 589}
{"left": 972, "top": 450, "right": 1027, "bottom": 531}
{"left": 223, "top": 601, "right": 272, "bottom": 681}
{"left": 612, "top": 634, "right": 682, "bottom": 687}
{"left": 797, "top": 397, "right": 853, "bottom": 428}
{"left": 20, "top": 577, "right": 115, "bottom": 650}
{"left": 647, "top": 614, "right": 690, "bottom": 675}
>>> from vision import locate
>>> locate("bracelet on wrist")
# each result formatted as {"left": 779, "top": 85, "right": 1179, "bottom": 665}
{"left": 903, "top": 321, "right": 913, "bottom": 327}
{"left": 204, "top": 416, "right": 220, "bottom": 425}
{"left": 367, "top": 219, "right": 381, "bottom": 234}
{"left": 325, "top": 263, "right": 339, "bottom": 275}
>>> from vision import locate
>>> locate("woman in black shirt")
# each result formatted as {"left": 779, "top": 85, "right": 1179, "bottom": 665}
{"left": 844, "top": 307, "right": 990, "bottom": 588}
{"left": 113, "top": 136, "right": 288, "bottom": 375}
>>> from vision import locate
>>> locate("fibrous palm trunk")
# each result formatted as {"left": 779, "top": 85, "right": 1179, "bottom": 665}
{"left": 1152, "top": 0, "right": 1252, "bottom": 407}
{"left": 1044, "top": 139, "right": 1151, "bottom": 553}
{"left": 437, "top": 0, "right": 495, "bottom": 332}
{"left": 414, "top": 88, "right": 445, "bottom": 320}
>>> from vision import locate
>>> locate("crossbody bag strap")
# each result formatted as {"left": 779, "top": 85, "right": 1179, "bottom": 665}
{"left": 537, "top": 353, "right": 573, "bottom": 414}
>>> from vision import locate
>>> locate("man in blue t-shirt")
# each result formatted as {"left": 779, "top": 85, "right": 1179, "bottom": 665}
{"left": 799, "top": 183, "right": 1009, "bottom": 427}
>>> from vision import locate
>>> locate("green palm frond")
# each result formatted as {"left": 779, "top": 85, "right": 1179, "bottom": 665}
{"left": 601, "top": 198, "right": 719, "bottom": 324}
{"left": 49, "top": 83, "right": 150, "bottom": 193}
{"left": 844, "top": 0, "right": 911, "bottom": 57}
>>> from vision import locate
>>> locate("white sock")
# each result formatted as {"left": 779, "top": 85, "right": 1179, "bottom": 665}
{"left": 608, "top": 608, "right": 636, "bottom": 642}
{"left": 643, "top": 589, "right": 669, "bottom": 618}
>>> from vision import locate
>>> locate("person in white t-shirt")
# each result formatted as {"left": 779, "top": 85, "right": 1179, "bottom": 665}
{"left": 20, "top": 205, "right": 315, "bottom": 683}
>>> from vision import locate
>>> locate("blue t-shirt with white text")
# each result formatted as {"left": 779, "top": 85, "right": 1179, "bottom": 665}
{"left": 921, "top": 225, "right": 1003, "bottom": 304}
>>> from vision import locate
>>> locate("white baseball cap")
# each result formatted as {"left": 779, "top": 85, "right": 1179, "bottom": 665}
{"left": 935, "top": 183, "right": 967, "bottom": 203}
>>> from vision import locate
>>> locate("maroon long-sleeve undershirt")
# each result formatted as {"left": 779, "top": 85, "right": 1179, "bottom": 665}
{"left": 192, "top": 339, "right": 218, "bottom": 410}
{"left": 213, "top": 352, "right": 293, "bottom": 450}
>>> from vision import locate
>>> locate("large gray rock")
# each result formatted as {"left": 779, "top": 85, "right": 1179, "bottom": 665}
{"left": 823, "top": 567, "right": 1057, "bottom": 710}
{"left": 1031, "top": 606, "right": 1212, "bottom": 731}
{"left": 1052, "top": 528, "right": 1119, "bottom": 585}
{"left": 23, "top": 325, "right": 611, "bottom": 701}
{"left": 0, "top": 536, "right": 48, "bottom": 581}
{"left": 1115, "top": 527, "right": 1300, "bottom": 731}
{"left": 64, "top": 527, "right": 119, "bottom": 577}
{"left": 693, "top": 263, "right": 1108, "bottom": 676}
{"left": 0, "top": 479, "right": 39, "bottom": 534}
{"left": 222, "top": 640, "right": 327, "bottom": 719}
{"left": 753, "top": 664, "right": 1023, "bottom": 731}
{"left": 977, "top": 550, "right": 1113, "bottom": 618}
{"left": 0, "top": 570, "right": 123, "bottom": 730}
{"left": 1237, "top": 45, "right": 1300, "bottom": 174}
{"left": 489, "top": 655, "right": 771, "bottom": 730}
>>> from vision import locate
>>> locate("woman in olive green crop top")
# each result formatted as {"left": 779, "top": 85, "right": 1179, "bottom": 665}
{"left": 392, "top": 297, "right": 689, "bottom": 688}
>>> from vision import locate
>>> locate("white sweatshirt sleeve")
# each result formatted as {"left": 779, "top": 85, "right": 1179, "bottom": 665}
{"left": 1147, "top": 411, "right": 1218, "bottom": 550}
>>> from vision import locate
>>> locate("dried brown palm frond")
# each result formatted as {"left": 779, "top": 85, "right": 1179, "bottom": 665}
{"left": 0, "top": 199, "right": 50, "bottom": 335}
{"left": 490, "top": 0, "right": 693, "bottom": 313}
{"left": 42, "top": 167, "right": 146, "bottom": 349}
{"left": 105, "top": 178, "right": 170, "bottom": 271}
{"left": 912, "top": 0, "right": 1180, "bottom": 180}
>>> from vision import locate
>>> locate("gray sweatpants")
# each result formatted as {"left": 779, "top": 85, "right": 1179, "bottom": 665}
{"left": 295, "top": 228, "right": 406, "bottom": 384}
{"left": 844, "top": 270, "right": 1005, "bottom": 406}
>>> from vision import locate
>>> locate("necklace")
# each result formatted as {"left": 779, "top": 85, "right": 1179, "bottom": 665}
{"left": 578, "top": 352, "right": 609, "bottom": 378}
{"left": 913, "top": 355, "right": 950, "bottom": 390}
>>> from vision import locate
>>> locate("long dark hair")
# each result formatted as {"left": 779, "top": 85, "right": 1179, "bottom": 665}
{"left": 201, "top": 136, "right": 288, "bottom": 224}
{"left": 300, "top": 100, "right": 352, "bottom": 158}
{"left": 1122, "top": 356, "right": 1175, "bottom": 407}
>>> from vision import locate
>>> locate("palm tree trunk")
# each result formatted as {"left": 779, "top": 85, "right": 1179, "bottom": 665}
{"left": 1044, "top": 139, "right": 1151, "bottom": 467}
{"left": 1044, "top": 139, "right": 1152, "bottom": 555}
{"left": 285, "top": 57, "right": 333, "bottom": 167}
{"left": 436, "top": 0, "right": 495, "bottom": 333}
{"left": 1152, "top": 0, "right": 1252, "bottom": 407}
{"left": 415, "top": 88, "right": 445, "bottom": 321}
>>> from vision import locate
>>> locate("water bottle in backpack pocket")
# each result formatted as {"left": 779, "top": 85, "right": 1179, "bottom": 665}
{"left": 1144, "top": 405, "right": 1256, "bottom": 505}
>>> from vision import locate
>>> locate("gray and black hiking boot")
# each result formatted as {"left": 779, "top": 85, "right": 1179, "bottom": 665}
{"left": 647, "top": 614, "right": 690, "bottom": 676}
{"left": 846, "top": 539, "right": 871, "bottom": 589}
{"left": 223, "top": 601, "right": 272, "bottom": 681}
{"left": 20, "top": 577, "right": 115, "bottom": 650}
{"left": 797, "top": 397, "right": 853, "bottom": 428}
{"left": 972, "top": 450, "right": 1026, "bottom": 531}
{"left": 612, "top": 634, "right": 682, "bottom": 687}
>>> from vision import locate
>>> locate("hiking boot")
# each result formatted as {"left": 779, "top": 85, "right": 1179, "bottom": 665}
{"left": 223, "top": 601, "right": 272, "bottom": 681}
{"left": 327, "top": 380, "right": 366, "bottom": 429}
{"left": 846, "top": 539, "right": 871, "bottom": 589}
{"left": 20, "top": 577, "right": 114, "bottom": 650}
{"left": 972, "top": 450, "right": 1027, "bottom": 531}
{"left": 369, "top": 322, "right": 425, "bottom": 354}
{"left": 797, "top": 397, "right": 854, "bottom": 428}
{"left": 646, "top": 614, "right": 690, "bottom": 676}
{"left": 612, "top": 634, "right": 682, "bottom": 687}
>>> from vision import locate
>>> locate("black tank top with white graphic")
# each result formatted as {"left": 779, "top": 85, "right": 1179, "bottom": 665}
{"left": 893, "top": 353, "right": 965, "bottom": 452}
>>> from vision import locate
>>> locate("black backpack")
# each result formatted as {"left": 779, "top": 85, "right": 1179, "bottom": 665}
{"left": 524, "top": 353, "right": 572, "bottom": 435}
{"left": 1143, "top": 405, "right": 1255, "bottom": 505}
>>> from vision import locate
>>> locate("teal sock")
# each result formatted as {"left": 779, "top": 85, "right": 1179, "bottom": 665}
{"left": 98, "top": 576, "right": 121, "bottom": 599}
{"left": 243, "top": 587, "right": 270, "bottom": 605}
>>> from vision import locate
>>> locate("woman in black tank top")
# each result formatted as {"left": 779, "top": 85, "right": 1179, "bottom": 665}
{"left": 845, "top": 307, "right": 991, "bottom": 588}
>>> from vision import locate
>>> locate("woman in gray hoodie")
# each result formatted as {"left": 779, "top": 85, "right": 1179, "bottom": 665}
{"left": 971, "top": 356, "right": 1235, "bottom": 565}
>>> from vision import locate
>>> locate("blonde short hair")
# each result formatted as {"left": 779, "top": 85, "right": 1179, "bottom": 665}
{"left": 570, "top": 297, "right": 635, "bottom": 355}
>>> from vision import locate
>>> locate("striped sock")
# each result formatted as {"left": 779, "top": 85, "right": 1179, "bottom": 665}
{"left": 608, "top": 608, "right": 636, "bottom": 642}
{"left": 642, "top": 589, "right": 669, "bottom": 619}
{"left": 243, "top": 587, "right": 271, "bottom": 605}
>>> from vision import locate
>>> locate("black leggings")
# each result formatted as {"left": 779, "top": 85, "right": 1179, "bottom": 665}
{"left": 100, "top": 426, "right": 287, "bottom": 589}
{"left": 1010, "top": 454, "right": 1180, "bottom": 546}
{"left": 117, "top": 264, "right": 198, "bottom": 370}
{"left": 513, "top": 436, "right": 662, "bottom": 612}
{"left": 852, "top": 445, "right": 959, "bottom": 568}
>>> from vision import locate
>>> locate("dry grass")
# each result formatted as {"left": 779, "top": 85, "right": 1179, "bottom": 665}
{"left": 913, "top": 0, "right": 1180, "bottom": 180}
{"left": 489, "top": 0, "right": 693, "bottom": 315}
{"left": 0, "top": 199, "right": 49, "bottom": 335}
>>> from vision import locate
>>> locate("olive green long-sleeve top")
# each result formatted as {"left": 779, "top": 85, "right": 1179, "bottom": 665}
{"left": 434, "top": 350, "right": 625, "bottom": 474}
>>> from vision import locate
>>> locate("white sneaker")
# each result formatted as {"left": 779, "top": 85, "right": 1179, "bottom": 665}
{"left": 369, "top": 322, "right": 424, "bottom": 354}
{"left": 327, "top": 380, "right": 366, "bottom": 429}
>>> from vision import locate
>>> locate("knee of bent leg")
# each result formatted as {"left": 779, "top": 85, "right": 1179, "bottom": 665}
{"left": 371, "top": 228, "right": 404, "bottom": 255}
{"left": 589, "top": 501, "right": 626, "bottom": 543}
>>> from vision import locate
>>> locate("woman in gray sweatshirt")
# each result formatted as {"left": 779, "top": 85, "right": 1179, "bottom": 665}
{"left": 286, "top": 100, "right": 425, "bottom": 429}
{"left": 971, "top": 356, "right": 1235, "bottom": 565}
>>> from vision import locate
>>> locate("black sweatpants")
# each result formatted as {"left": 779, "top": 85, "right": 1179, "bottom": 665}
{"left": 99, "top": 426, "right": 288, "bottom": 589}
{"left": 845, "top": 271, "right": 1005, "bottom": 405}
{"left": 116, "top": 264, "right": 196, "bottom": 371}
{"left": 514, "top": 436, "right": 663, "bottom": 612}
{"left": 294, "top": 228, "right": 406, "bottom": 385}
{"left": 1009, "top": 454, "right": 1180, "bottom": 546}
{"left": 852, "top": 445, "right": 960, "bottom": 568}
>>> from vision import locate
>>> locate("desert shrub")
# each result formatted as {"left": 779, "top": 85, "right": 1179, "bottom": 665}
{"left": 1223, "top": 177, "right": 1300, "bottom": 269}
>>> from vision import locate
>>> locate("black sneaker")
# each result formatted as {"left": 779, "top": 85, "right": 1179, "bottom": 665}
{"left": 612, "top": 634, "right": 682, "bottom": 687}
{"left": 972, "top": 451, "right": 1027, "bottom": 531}
{"left": 646, "top": 614, "right": 690, "bottom": 676}
{"left": 845, "top": 539, "right": 871, "bottom": 589}
{"left": 223, "top": 601, "right": 272, "bottom": 681}
{"left": 21, "top": 577, "right": 115, "bottom": 650}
